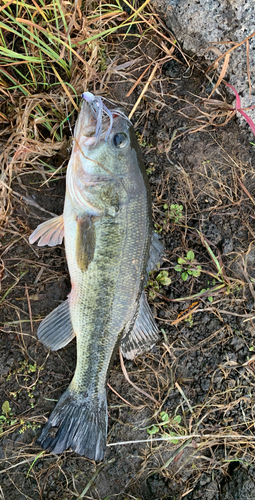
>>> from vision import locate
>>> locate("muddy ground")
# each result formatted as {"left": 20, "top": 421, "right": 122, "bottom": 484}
{"left": 1, "top": 35, "right": 255, "bottom": 500}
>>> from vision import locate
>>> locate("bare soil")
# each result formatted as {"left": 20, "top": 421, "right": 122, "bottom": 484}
{"left": 1, "top": 37, "right": 255, "bottom": 500}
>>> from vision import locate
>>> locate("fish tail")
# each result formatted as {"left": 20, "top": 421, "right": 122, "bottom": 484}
{"left": 38, "top": 388, "right": 107, "bottom": 461}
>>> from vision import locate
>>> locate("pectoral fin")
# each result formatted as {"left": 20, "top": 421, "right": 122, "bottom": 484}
{"left": 76, "top": 216, "right": 95, "bottom": 271}
{"left": 29, "top": 215, "right": 64, "bottom": 247}
{"left": 120, "top": 291, "right": 159, "bottom": 360}
{"left": 38, "top": 299, "right": 75, "bottom": 351}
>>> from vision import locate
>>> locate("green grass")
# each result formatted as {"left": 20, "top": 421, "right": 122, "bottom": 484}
{"left": 0, "top": 0, "right": 159, "bottom": 142}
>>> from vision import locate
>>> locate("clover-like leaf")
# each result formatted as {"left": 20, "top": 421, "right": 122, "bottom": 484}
{"left": 186, "top": 250, "right": 194, "bottom": 261}
{"left": 192, "top": 268, "right": 201, "bottom": 277}
{"left": 174, "top": 264, "right": 182, "bottom": 272}
{"left": 157, "top": 271, "right": 171, "bottom": 286}
{"left": 173, "top": 415, "right": 181, "bottom": 424}
{"left": 147, "top": 425, "right": 159, "bottom": 435}
{"left": 178, "top": 257, "right": 186, "bottom": 265}
{"left": 160, "top": 276, "right": 171, "bottom": 286}
{"left": 169, "top": 431, "right": 179, "bottom": 444}
{"left": 181, "top": 271, "right": 188, "bottom": 281}
{"left": 160, "top": 411, "right": 169, "bottom": 423}
{"left": 2, "top": 401, "right": 10, "bottom": 416}
{"left": 156, "top": 270, "right": 168, "bottom": 280}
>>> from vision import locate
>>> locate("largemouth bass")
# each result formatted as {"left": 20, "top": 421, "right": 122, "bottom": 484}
{"left": 29, "top": 92, "right": 163, "bottom": 460}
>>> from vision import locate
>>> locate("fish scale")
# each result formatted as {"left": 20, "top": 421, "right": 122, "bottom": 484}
{"left": 67, "top": 192, "right": 151, "bottom": 395}
{"left": 29, "top": 95, "right": 164, "bottom": 460}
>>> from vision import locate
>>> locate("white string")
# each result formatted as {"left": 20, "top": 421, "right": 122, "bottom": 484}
{"left": 81, "top": 92, "right": 131, "bottom": 143}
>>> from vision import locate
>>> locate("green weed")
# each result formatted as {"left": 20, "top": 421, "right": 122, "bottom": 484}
{"left": 146, "top": 165, "right": 156, "bottom": 175}
{"left": 174, "top": 250, "right": 202, "bottom": 281}
{"left": 147, "top": 270, "right": 171, "bottom": 299}
{"left": 7, "top": 359, "right": 44, "bottom": 410}
{"left": 0, "top": 401, "right": 17, "bottom": 435}
{"left": 163, "top": 203, "right": 183, "bottom": 224}
{"left": 147, "top": 411, "right": 184, "bottom": 443}
{"left": 19, "top": 419, "right": 41, "bottom": 435}
{"left": 136, "top": 131, "right": 153, "bottom": 148}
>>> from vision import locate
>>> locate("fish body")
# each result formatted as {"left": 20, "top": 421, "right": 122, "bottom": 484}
{"left": 29, "top": 95, "right": 163, "bottom": 460}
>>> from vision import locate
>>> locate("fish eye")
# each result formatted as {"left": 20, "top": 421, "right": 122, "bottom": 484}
{"left": 113, "top": 133, "right": 128, "bottom": 148}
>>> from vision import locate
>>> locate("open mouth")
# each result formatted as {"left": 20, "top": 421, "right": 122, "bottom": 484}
{"left": 79, "top": 92, "right": 131, "bottom": 146}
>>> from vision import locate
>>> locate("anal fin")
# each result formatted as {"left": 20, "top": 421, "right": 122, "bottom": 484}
{"left": 38, "top": 299, "right": 75, "bottom": 351}
{"left": 121, "top": 291, "right": 159, "bottom": 360}
{"left": 29, "top": 215, "right": 64, "bottom": 247}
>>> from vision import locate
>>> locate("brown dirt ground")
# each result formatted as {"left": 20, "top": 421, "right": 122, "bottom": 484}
{"left": 1, "top": 33, "right": 255, "bottom": 500}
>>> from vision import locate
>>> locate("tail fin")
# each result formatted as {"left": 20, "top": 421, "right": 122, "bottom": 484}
{"left": 38, "top": 388, "right": 107, "bottom": 461}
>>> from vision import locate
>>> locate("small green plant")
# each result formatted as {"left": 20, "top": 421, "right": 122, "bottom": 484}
{"left": 6, "top": 359, "right": 44, "bottom": 410}
{"left": 136, "top": 131, "right": 153, "bottom": 148}
{"left": 6, "top": 359, "right": 39, "bottom": 382}
{"left": 146, "top": 165, "right": 156, "bottom": 175}
{"left": 185, "top": 314, "right": 194, "bottom": 326}
{"left": 147, "top": 270, "right": 171, "bottom": 299}
{"left": 0, "top": 401, "right": 17, "bottom": 434}
{"left": 19, "top": 420, "right": 41, "bottom": 435}
{"left": 175, "top": 251, "right": 201, "bottom": 281}
{"left": 200, "top": 280, "right": 217, "bottom": 302}
{"left": 200, "top": 288, "right": 213, "bottom": 302}
{"left": 163, "top": 203, "right": 183, "bottom": 224}
{"left": 147, "top": 411, "right": 183, "bottom": 443}
{"left": 154, "top": 222, "right": 163, "bottom": 233}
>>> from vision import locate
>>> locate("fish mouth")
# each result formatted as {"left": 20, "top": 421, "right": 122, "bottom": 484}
{"left": 74, "top": 92, "right": 131, "bottom": 148}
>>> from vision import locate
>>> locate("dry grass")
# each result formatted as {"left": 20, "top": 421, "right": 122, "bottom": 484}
{"left": 1, "top": 1, "right": 255, "bottom": 499}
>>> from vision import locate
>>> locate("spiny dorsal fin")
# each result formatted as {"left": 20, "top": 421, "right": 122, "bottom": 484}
{"left": 29, "top": 215, "right": 64, "bottom": 247}
{"left": 120, "top": 291, "right": 159, "bottom": 360}
{"left": 38, "top": 299, "right": 75, "bottom": 351}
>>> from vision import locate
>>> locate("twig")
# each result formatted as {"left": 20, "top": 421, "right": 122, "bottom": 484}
{"left": 206, "top": 30, "right": 255, "bottom": 74}
{"left": 241, "top": 267, "right": 255, "bottom": 304}
{"left": 107, "top": 382, "right": 133, "bottom": 408}
{"left": 175, "top": 382, "right": 194, "bottom": 414}
{"left": 128, "top": 64, "right": 158, "bottom": 120}
{"left": 76, "top": 459, "right": 115, "bottom": 499}
{"left": 25, "top": 284, "right": 33, "bottom": 335}
{"left": 119, "top": 348, "right": 159, "bottom": 406}
{"left": 238, "top": 177, "right": 255, "bottom": 206}
{"left": 156, "top": 438, "right": 193, "bottom": 471}
{"left": 126, "top": 62, "right": 153, "bottom": 97}
{"left": 0, "top": 179, "right": 57, "bottom": 217}
{"left": 171, "top": 304, "right": 200, "bottom": 326}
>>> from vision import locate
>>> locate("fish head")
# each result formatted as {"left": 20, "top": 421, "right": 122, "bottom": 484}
{"left": 67, "top": 96, "right": 149, "bottom": 215}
